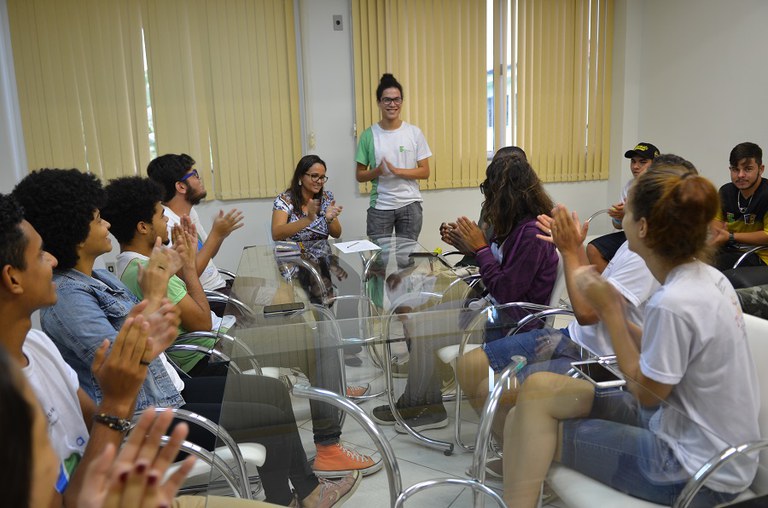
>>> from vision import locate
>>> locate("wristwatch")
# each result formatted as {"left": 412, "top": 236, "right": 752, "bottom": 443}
{"left": 93, "top": 413, "right": 131, "bottom": 432}
{"left": 728, "top": 232, "right": 735, "bottom": 245}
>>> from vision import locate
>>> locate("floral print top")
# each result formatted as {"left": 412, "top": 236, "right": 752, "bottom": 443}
{"left": 272, "top": 190, "right": 335, "bottom": 242}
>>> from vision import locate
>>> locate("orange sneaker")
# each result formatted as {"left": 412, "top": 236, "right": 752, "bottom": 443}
{"left": 345, "top": 384, "right": 370, "bottom": 397}
{"left": 313, "top": 442, "right": 382, "bottom": 477}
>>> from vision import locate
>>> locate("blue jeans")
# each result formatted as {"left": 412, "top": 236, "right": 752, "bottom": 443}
{"left": 560, "top": 390, "right": 738, "bottom": 507}
{"left": 482, "top": 327, "right": 583, "bottom": 381}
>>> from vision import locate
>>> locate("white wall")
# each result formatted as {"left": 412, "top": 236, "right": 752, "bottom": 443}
{"left": 4, "top": 0, "right": 767, "bottom": 272}
{"left": 635, "top": 0, "right": 768, "bottom": 183}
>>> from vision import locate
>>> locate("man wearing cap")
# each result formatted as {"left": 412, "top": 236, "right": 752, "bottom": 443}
{"left": 711, "top": 141, "right": 768, "bottom": 270}
{"left": 586, "top": 142, "right": 660, "bottom": 272}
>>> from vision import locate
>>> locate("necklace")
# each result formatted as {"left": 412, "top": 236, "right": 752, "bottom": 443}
{"left": 738, "top": 191, "right": 753, "bottom": 214}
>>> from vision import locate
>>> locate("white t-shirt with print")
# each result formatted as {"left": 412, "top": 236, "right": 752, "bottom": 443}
{"left": 23, "top": 329, "right": 89, "bottom": 468}
{"left": 369, "top": 122, "right": 431, "bottom": 210}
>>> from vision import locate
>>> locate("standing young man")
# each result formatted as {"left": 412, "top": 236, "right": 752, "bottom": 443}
{"left": 712, "top": 142, "right": 768, "bottom": 270}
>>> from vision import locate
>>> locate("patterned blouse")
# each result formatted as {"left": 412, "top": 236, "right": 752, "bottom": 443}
{"left": 273, "top": 190, "right": 335, "bottom": 242}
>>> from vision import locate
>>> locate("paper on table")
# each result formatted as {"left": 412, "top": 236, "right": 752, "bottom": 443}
{"left": 334, "top": 239, "right": 382, "bottom": 254}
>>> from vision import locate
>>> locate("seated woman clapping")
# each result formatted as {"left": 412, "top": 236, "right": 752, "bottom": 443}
{"left": 272, "top": 155, "right": 342, "bottom": 242}
{"left": 501, "top": 158, "right": 760, "bottom": 507}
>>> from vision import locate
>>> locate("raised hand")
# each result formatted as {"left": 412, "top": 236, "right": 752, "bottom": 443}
{"left": 138, "top": 238, "right": 182, "bottom": 302}
{"left": 572, "top": 265, "right": 623, "bottom": 316}
{"left": 79, "top": 409, "right": 196, "bottom": 508}
{"left": 439, "top": 222, "right": 458, "bottom": 247}
{"left": 144, "top": 298, "right": 181, "bottom": 358}
{"left": 171, "top": 224, "right": 197, "bottom": 273}
{"left": 91, "top": 308, "right": 152, "bottom": 412}
{"left": 607, "top": 201, "right": 625, "bottom": 220}
{"left": 325, "top": 200, "right": 343, "bottom": 223}
{"left": 211, "top": 208, "right": 244, "bottom": 239}
{"left": 538, "top": 205, "right": 589, "bottom": 254}
{"left": 451, "top": 216, "right": 488, "bottom": 253}
{"left": 306, "top": 198, "right": 320, "bottom": 222}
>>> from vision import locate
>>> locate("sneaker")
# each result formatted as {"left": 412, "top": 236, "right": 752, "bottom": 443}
{"left": 313, "top": 471, "right": 362, "bottom": 508}
{"left": 394, "top": 405, "right": 448, "bottom": 433}
{"left": 345, "top": 384, "right": 370, "bottom": 398}
{"left": 465, "top": 457, "right": 503, "bottom": 479}
{"left": 370, "top": 403, "right": 416, "bottom": 425}
{"left": 313, "top": 442, "right": 382, "bottom": 477}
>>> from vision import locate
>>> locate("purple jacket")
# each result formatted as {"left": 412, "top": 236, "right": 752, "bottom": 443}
{"left": 475, "top": 218, "right": 558, "bottom": 328}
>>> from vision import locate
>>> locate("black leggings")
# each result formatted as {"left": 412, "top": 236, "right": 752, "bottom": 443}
{"left": 179, "top": 375, "right": 318, "bottom": 505}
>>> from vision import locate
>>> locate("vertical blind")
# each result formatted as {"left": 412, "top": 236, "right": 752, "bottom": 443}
{"left": 8, "top": 0, "right": 150, "bottom": 182}
{"left": 514, "top": 0, "right": 613, "bottom": 182}
{"left": 352, "top": 0, "right": 488, "bottom": 192}
{"left": 8, "top": 0, "right": 301, "bottom": 199}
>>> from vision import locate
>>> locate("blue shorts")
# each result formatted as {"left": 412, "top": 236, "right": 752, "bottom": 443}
{"left": 482, "top": 327, "right": 583, "bottom": 381}
{"left": 560, "top": 390, "right": 738, "bottom": 507}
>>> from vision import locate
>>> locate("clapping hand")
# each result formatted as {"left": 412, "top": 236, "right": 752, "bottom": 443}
{"left": 79, "top": 409, "right": 195, "bottom": 508}
{"left": 212, "top": 208, "right": 244, "bottom": 239}
{"left": 449, "top": 216, "right": 488, "bottom": 253}
{"left": 325, "top": 200, "right": 343, "bottom": 222}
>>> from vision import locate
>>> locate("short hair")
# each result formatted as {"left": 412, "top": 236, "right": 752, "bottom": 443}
{"left": 12, "top": 169, "right": 105, "bottom": 271}
{"left": 628, "top": 154, "right": 717, "bottom": 264}
{"left": 102, "top": 176, "right": 165, "bottom": 245}
{"left": 147, "top": 153, "right": 196, "bottom": 202}
{"left": 493, "top": 146, "right": 527, "bottom": 162}
{"left": 285, "top": 154, "right": 327, "bottom": 211}
{"left": 0, "top": 344, "right": 34, "bottom": 508}
{"left": 376, "top": 73, "right": 403, "bottom": 101}
{"left": 0, "top": 193, "right": 27, "bottom": 270}
{"left": 481, "top": 155, "right": 554, "bottom": 242}
{"left": 729, "top": 142, "right": 763, "bottom": 167}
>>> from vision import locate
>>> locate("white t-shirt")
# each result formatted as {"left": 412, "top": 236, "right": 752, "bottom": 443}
{"left": 641, "top": 261, "right": 760, "bottom": 493}
{"left": 23, "top": 329, "right": 89, "bottom": 470}
{"left": 568, "top": 241, "right": 659, "bottom": 356}
{"left": 368, "top": 122, "right": 432, "bottom": 210}
{"left": 163, "top": 206, "right": 227, "bottom": 292}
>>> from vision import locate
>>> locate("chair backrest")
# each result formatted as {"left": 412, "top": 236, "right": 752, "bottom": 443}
{"left": 743, "top": 313, "right": 768, "bottom": 492}
{"left": 548, "top": 250, "right": 567, "bottom": 308}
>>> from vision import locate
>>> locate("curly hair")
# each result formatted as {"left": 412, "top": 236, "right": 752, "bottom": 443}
{"left": 0, "top": 193, "right": 27, "bottom": 270}
{"left": 286, "top": 155, "right": 327, "bottom": 211}
{"left": 102, "top": 177, "right": 165, "bottom": 245}
{"left": 147, "top": 153, "right": 196, "bottom": 202}
{"left": 376, "top": 73, "right": 403, "bottom": 101}
{"left": 12, "top": 168, "right": 106, "bottom": 271}
{"left": 480, "top": 155, "right": 554, "bottom": 242}
{"left": 628, "top": 154, "right": 717, "bottom": 264}
{"left": 0, "top": 347, "right": 34, "bottom": 508}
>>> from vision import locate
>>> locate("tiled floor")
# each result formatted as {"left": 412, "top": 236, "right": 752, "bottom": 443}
{"left": 287, "top": 347, "right": 565, "bottom": 508}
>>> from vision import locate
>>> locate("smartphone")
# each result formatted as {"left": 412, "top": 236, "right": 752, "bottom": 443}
{"left": 263, "top": 302, "right": 305, "bottom": 316}
{"left": 408, "top": 252, "right": 437, "bottom": 258}
{"left": 570, "top": 360, "right": 625, "bottom": 388}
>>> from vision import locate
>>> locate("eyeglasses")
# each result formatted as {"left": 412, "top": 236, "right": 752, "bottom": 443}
{"left": 380, "top": 97, "right": 403, "bottom": 106}
{"left": 179, "top": 169, "right": 200, "bottom": 182}
{"left": 305, "top": 173, "right": 329, "bottom": 183}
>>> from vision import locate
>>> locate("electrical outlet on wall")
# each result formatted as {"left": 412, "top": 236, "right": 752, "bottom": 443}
{"left": 332, "top": 15, "right": 343, "bottom": 31}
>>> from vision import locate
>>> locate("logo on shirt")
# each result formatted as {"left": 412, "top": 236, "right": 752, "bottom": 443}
{"left": 398, "top": 145, "right": 411, "bottom": 153}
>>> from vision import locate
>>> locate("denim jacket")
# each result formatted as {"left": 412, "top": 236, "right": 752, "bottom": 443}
{"left": 41, "top": 268, "right": 184, "bottom": 410}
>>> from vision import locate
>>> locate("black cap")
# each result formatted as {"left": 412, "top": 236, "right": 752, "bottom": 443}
{"left": 624, "top": 142, "right": 660, "bottom": 160}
